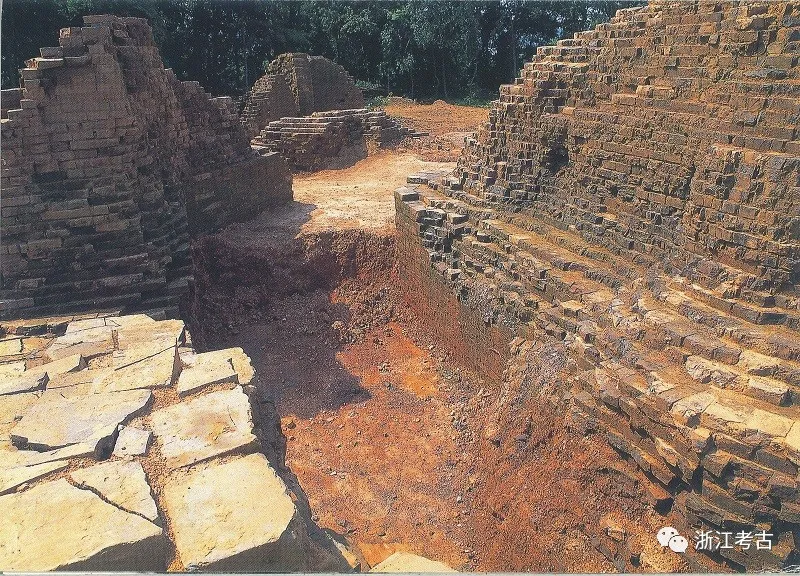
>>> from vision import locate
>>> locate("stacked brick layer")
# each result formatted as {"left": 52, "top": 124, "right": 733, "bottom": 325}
{"left": 396, "top": 1, "right": 800, "bottom": 570}
{"left": 253, "top": 109, "right": 414, "bottom": 172}
{"left": 1, "top": 15, "right": 292, "bottom": 320}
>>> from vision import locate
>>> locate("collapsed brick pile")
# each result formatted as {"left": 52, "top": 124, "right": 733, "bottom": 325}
{"left": 253, "top": 109, "right": 416, "bottom": 172}
{"left": 0, "top": 15, "right": 292, "bottom": 320}
{"left": 240, "top": 53, "right": 365, "bottom": 137}
{"left": 396, "top": 1, "right": 800, "bottom": 570}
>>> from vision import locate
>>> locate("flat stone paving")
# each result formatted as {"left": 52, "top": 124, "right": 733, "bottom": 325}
{"left": 0, "top": 312, "right": 305, "bottom": 572}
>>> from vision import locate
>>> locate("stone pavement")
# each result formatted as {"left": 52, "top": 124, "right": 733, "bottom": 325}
{"left": 0, "top": 312, "right": 321, "bottom": 571}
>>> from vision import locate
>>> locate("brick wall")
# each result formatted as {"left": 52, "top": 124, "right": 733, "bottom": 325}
{"left": 0, "top": 15, "right": 292, "bottom": 319}
{"left": 396, "top": 2, "right": 800, "bottom": 570}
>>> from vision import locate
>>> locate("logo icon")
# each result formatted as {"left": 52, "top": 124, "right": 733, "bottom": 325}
{"left": 657, "top": 527, "right": 687, "bottom": 553}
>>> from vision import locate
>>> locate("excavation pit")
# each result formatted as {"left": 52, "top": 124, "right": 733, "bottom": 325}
{"left": 183, "top": 153, "right": 691, "bottom": 573}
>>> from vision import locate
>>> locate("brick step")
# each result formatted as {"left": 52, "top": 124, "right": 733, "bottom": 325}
{"left": 673, "top": 279, "right": 799, "bottom": 330}
{"left": 421, "top": 184, "right": 800, "bottom": 398}
{"left": 637, "top": 292, "right": 800, "bottom": 387}
{"left": 276, "top": 126, "right": 333, "bottom": 134}
{"left": 655, "top": 286, "right": 800, "bottom": 364}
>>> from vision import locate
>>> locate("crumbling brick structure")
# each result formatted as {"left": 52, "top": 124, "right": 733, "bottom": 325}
{"left": 1, "top": 15, "right": 292, "bottom": 320}
{"left": 397, "top": 1, "right": 800, "bottom": 570}
{"left": 252, "top": 108, "right": 414, "bottom": 172}
{"left": 241, "top": 53, "right": 365, "bottom": 137}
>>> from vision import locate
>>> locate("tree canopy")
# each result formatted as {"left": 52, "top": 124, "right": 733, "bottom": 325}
{"left": 1, "top": 0, "right": 641, "bottom": 101}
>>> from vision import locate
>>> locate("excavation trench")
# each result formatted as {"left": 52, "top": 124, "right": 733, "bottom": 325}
{"left": 183, "top": 219, "right": 686, "bottom": 573}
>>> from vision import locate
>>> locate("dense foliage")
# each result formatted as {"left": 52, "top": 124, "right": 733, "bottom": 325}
{"left": 1, "top": 0, "right": 639, "bottom": 100}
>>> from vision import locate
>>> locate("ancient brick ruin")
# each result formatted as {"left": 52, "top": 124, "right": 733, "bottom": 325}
{"left": 2, "top": 1, "right": 800, "bottom": 572}
{"left": 242, "top": 53, "right": 419, "bottom": 172}
{"left": 0, "top": 15, "right": 292, "bottom": 320}
{"left": 253, "top": 109, "right": 414, "bottom": 172}
{"left": 396, "top": 1, "right": 800, "bottom": 570}
{"left": 241, "top": 52, "right": 365, "bottom": 137}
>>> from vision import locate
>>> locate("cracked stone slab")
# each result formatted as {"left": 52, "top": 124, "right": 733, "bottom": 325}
{"left": 70, "top": 459, "right": 160, "bottom": 525}
{"left": 10, "top": 389, "right": 153, "bottom": 453}
{"left": 370, "top": 552, "right": 456, "bottom": 572}
{"left": 46, "top": 368, "right": 109, "bottom": 397}
{"left": 162, "top": 453, "right": 301, "bottom": 571}
{"left": 0, "top": 460, "right": 68, "bottom": 495}
{"left": 0, "top": 478, "right": 166, "bottom": 571}
{"left": 150, "top": 387, "right": 258, "bottom": 470}
{"left": 95, "top": 344, "right": 179, "bottom": 393}
{"left": 112, "top": 425, "right": 152, "bottom": 457}
{"left": 177, "top": 350, "right": 238, "bottom": 397}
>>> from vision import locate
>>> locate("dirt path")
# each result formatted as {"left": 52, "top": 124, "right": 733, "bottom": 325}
{"left": 292, "top": 152, "right": 454, "bottom": 233}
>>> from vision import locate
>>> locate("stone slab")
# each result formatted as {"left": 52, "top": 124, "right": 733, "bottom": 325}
{"left": 0, "top": 338, "right": 23, "bottom": 357}
{"left": 176, "top": 350, "right": 238, "bottom": 397}
{"left": 370, "top": 551, "right": 456, "bottom": 572}
{"left": 10, "top": 389, "right": 152, "bottom": 453}
{"left": 70, "top": 459, "right": 160, "bottom": 524}
{"left": 0, "top": 371, "right": 48, "bottom": 396}
{"left": 162, "top": 453, "right": 300, "bottom": 571}
{"left": 150, "top": 387, "right": 258, "bottom": 470}
{"left": 28, "top": 353, "right": 86, "bottom": 376}
{"left": 0, "top": 442, "right": 95, "bottom": 469}
{"left": 0, "top": 392, "right": 40, "bottom": 425}
{"left": 0, "top": 361, "right": 25, "bottom": 378}
{"left": 115, "top": 319, "right": 185, "bottom": 350}
{"left": 96, "top": 345, "right": 179, "bottom": 392}
{"left": 0, "top": 478, "right": 165, "bottom": 571}
{"left": 112, "top": 425, "right": 152, "bottom": 457}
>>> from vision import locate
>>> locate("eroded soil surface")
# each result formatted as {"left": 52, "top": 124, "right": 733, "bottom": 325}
{"left": 190, "top": 102, "right": 696, "bottom": 573}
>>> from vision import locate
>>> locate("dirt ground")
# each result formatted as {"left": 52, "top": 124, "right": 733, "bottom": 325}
{"left": 190, "top": 101, "right": 697, "bottom": 573}
{"left": 383, "top": 98, "right": 489, "bottom": 162}
{"left": 292, "top": 152, "right": 454, "bottom": 232}
{"left": 200, "top": 269, "right": 689, "bottom": 573}
{"left": 384, "top": 97, "right": 489, "bottom": 136}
